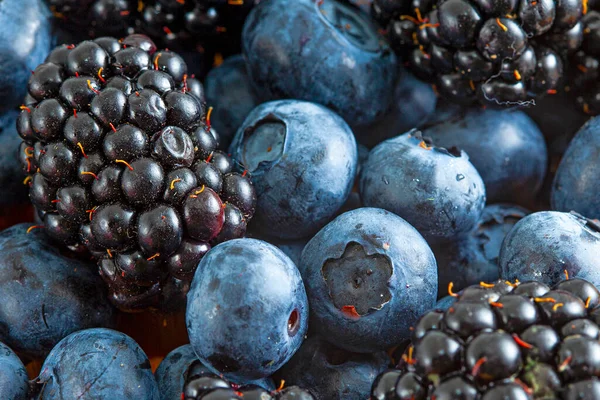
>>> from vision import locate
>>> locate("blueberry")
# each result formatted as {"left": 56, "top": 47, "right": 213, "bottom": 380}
{"left": 499, "top": 211, "right": 600, "bottom": 287}
{"left": 422, "top": 105, "right": 547, "bottom": 205}
{"left": 156, "top": 344, "right": 275, "bottom": 399}
{"left": 156, "top": 345, "right": 209, "bottom": 400}
{"left": 0, "top": 224, "right": 115, "bottom": 359}
{"left": 433, "top": 204, "right": 529, "bottom": 297}
{"left": 360, "top": 130, "right": 486, "bottom": 243}
{"left": 278, "top": 336, "right": 388, "bottom": 400}
{"left": 1, "top": 0, "right": 52, "bottom": 113}
{"left": 36, "top": 328, "right": 159, "bottom": 399}
{"left": 1, "top": 111, "right": 29, "bottom": 206}
{"left": 242, "top": 0, "right": 397, "bottom": 126}
{"left": 299, "top": 208, "right": 437, "bottom": 353}
{"left": 186, "top": 238, "right": 309, "bottom": 381}
{"left": 229, "top": 100, "right": 357, "bottom": 240}
{"left": 552, "top": 116, "right": 600, "bottom": 218}
{"left": 353, "top": 68, "right": 437, "bottom": 148}
{"left": 0, "top": 341, "right": 28, "bottom": 399}
{"left": 204, "top": 55, "right": 259, "bottom": 148}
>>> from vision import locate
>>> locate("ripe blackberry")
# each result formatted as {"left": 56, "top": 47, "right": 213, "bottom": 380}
{"left": 47, "top": 0, "right": 135, "bottom": 38}
{"left": 370, "top": 275, "right": 600, "bottom": 399}
{"left": 372, "top": 0, "right": 586, "bottom": 106}
{"left": 18, "top": 34, "right": 256, "bottom": 312}
{"left": 46, "top": 0, "right": 256, "bottom": 56}
{"left": 183, "top": 361, "right": 315, "bottom": 399}
{"left": 570, "top": 2, "right": 600, "bottom": 115}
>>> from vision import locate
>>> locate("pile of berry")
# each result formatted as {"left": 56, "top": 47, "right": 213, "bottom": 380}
{"left": 0, "top": 0, "right": 600, "bottom": 399}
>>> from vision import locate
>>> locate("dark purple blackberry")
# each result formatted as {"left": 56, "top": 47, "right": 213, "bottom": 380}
{"left": 183, "top": 361, "right": 315, "bottom": 399}
{"left": 372, "top": 0, "right": 587, "bottom": 106}
{"left": 370, "top": 277, "right": 600, "bottom": 399}
{"left": 46, "top": 1, "right": 257, "bottom": 58}
{"left": 18, "top": 34, "right": 256, "bottom": 312}
{"left": 569, "top": 3, "right": 600, "bottom": 115}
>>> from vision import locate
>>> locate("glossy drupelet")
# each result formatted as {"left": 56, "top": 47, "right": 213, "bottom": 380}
{"left": 499, "top": 211, "right": 600, "bottom": 288}
{"left": 0, "top": 111, "right": 29, "bottom": 206}
{"left": 353, "top": 68, "right": 437, "bottom": 149}
{"left": 360, "top": 130, "right": 486, "bottom": 243}
{"left": 552, "top": 116, "right": 600, "bottom": 218}
{"left": 242, "top": 0, "right": 397, "bottom": 126}
{"left": 0, "top": 341, "right": 28, "bottom": 400}
{"left": 371, "top": 0, "right": 582, "bottom": 106}
{"left": 35, "top": 328, "right": 159, "bottom": 399}
{"left": 186, "top": 238, "right": 309, "bottom": 381}
{"left": 204, "top": 54, "right": 259, "bottom": 148}
{"left": 0, "top": 223, "right": 115, "bottom": 360}
{"left": 229, "top": 100, "right": 357, "bottom": 240}
{"left": 422, "top": 105, "right": 548, "bottom": 205}
{"left": 370, "top": 277, "right": 600, "bottom": 399}
{"left": 156, "top": 344, "right": 275, "bottom": 400}
{"left": 433, "top": 204, "right": 530, "bottom": 298}
{"left": 18, "top": 34, "right": 256, "bottom": 312}
{"left": 299, "top": 208, "right": 438, "bottom": 353}
{"left": 278, "top": 336, "right": 389, "bottom": 400}
{"left": 0, "top": 0, "right": 53, "bottom": 113}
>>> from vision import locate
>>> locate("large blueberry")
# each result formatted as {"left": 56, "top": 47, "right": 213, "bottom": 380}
{"left": 0, "top": 0, "right": 53, "bottom": 112}
{"left": 433, "top": 204, "right": 529, "bottom": 298}
{"left": 421, "top": 105, "right": 547, "bottom": 205}
{"left": 242, "top": 0, "right": 397, "bottom": 126}
{"left": 299, "top": 208, "right": 437, "bottom": 353}
{"left": 278, "top": 336, "right": 388, "bottom": 400}
{"left": 0, "top": 111, "right": 28, "bottom": 206}
{"left": 230, "top": 100, "right": 357, "bottom": 240}
{"left": 552, "top": 116, "right": 600, "bottom": 218}
{"left": 0, "top": 341, "right": 28, "bottom": 399}
{"left": 0, "top": 224, "right": 115, "bottom": 359}
{"left": 204, "top": 55, "right": 259, "bottom": 148}
{"left": 35, "top": 328, "right": 159, "bottom": 399}
{"left": 499, "top": 211, "right": 600, "bottom": 287}
{"left": 359, "top": 131, "right": 486, "bottom": 243}
{"left": 186, "top": 238, "right": 309, "bottom": 381}
{"left": 354, "top": 68, "right": 437, "bottom": 148}
{"left": 155, "top": 344, "right": 275, "bottom": 400}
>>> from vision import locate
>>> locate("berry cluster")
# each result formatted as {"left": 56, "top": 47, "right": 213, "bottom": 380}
{"left": 17, "top": 34, "right": 256, "bottom": 311}
{"left": 372, "top": 0, "right": 585, "bottom": 106}
{"left": 571, "top": 2, "right": 600, "bottom": 114}
{"left": 47, "top": 0, "right": 256, "bottom": 54}
{"left": 371, "top": 276, "right": 600, "bottom": 399}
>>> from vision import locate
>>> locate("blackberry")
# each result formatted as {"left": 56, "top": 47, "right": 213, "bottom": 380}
{"left": 370, "top": 275, "right": 600, "bottom": 399}
{"left": 570, "top": 2, "right": 600, "bottom": 115}
{"left": 46, "top": 0, "right": 256, "bottom": 56}
{"left": 372, "top": 0, "right": 586, "bottom": 106}
{"left": 183, "top": 361, "right": 315, "bottom": 399}
{"left": 18, "top": 34, "right": 256, "bottom": 312}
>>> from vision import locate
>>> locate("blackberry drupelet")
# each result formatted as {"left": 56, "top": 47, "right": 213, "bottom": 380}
{"left": 18, "top": 34, "right": 256, "bottom": 312}
{"left": 370, "top": 275, "right": 600, "bottom": 399}
{"left": 372, "top": 0, "right": 586, "bottom": 106}
{"left": 46, "top": 0, "right": 256, "bottom": 56}
{"left": 183, "top": 361, "right": 316, "bottom": 399}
